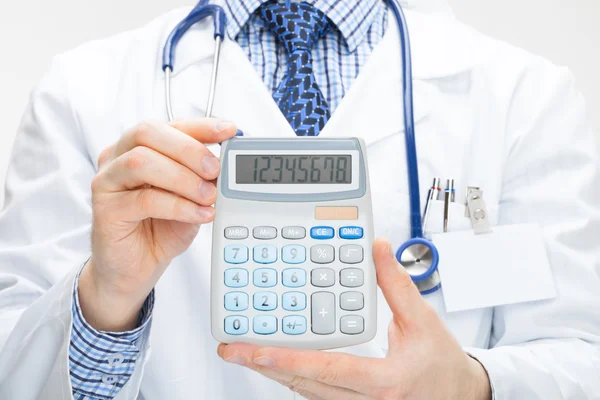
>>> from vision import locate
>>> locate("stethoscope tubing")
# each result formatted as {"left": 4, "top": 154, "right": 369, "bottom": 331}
{"left": 161, "top": 0, "right": 441, "bottom": 293}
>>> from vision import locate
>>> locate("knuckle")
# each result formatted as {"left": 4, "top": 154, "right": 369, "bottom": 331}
{"left": 315, "top": 358, "right": 339, "bottom": 385}
{"left": 97, "top": 145, "right": 114, "bottom": 168}
{"left": 90, "top": 173, "right": 104, "bottom": 193}
{"left": 289, "top": 375, "right": 308, "bottom": 391}
{"left": 170, "top": 195, "right": 188, "bottom": 217}
{"left": 131, "top": 121, "right": 157, "bottom": 144}
{"left": 137, "top": 188, "right": 157, "bottom": 212}
{"left": 180, "top": 139, "right": 205, "bottom": 163}
{"left": 124, "top": 147, "right": 150, "bottom": 170}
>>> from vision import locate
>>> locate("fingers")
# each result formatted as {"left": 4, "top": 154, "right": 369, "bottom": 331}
{"left": 93, "top": 146, "right": 216, "bottom": 206}
{"left": 257, "top": 368, "right": 370, "bottom": 400}
{"left": 218, "top": 344, "right": 372, "bottom": 400}
{"left": 114, "top": 187, "right": 214, "bottom": 223}
{"left": 373, "top": 237, "right": 425, "bottom": 325}
{"left": 219, "top": 343, "right": 390, "bottom": 393}
{"left": 109, "top": 119, "right": 236, "bottom": 180}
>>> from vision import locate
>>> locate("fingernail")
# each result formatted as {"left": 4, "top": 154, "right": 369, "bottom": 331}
{"left": 224, "top": 354, "right": 245, "bottom": 366}
{"left": 202, "top": 156, "right": 220, "bottom": 175}
{"left": 214, "top": 120, "right": 234, "bottom": 132}
{"left": 199, "top": 181, "right": 215, "bottom": 199}
{"left": 197, "top": 206, "right": 214, "bottom": 219}
{"left": 253, "top": 356, "right": 275, "bottom": 367}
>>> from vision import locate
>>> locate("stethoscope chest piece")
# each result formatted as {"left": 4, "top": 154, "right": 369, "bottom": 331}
{"left": 396, "top": 237, "right": 440, "bottom": 294}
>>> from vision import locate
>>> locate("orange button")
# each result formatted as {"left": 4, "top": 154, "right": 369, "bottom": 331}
{"left": 315, "top": 206, "right": 358, "bottom": 220}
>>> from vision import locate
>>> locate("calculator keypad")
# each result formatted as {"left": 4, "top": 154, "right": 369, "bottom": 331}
{"left": 282, "top": 245, "right": 306, "bottom": 264}
{"left": 340, "top": 315, "right": 364, "bottom": 335}
{"left": 253, "top": 268, "right": 277, "bottom": 288}
{"left": 224, "top": 316, "right": 249, "bottom": 335}
{"left": 224, "top": 269, "right": 248, "bottom": 288}
{"left": 282, "top": 292, "right": 306, "bottom": 311}
{"left": 253, "top": 316, "right": 277, "bottom": 335}
{"left": 310, "top": 245, "right": 335, "bottom": 264}
{"left": 340, "top": 268, "right": 364, "bottom": 287}
{"left": 282, "top": 226, "right": 306, "bottom": 239}
{"left": 224, "top": 245, "right": 249, "bottom": 264}
{"left": 253, "top": 245, "right": 278, "bottom": 264}
{"left": 225, "top": 292, "right": 249, "bottom": 311}
{"left": 311, "top": 268, "right": 335, "bottom": 287}
{"left": 311, "top": 292, "right": 336, "bottom": 335}
{"left": 253, "top": 292, "right": 278, "bottom": 311}
{"left": 282, "top": 315, "right": 307, "bottom": 335}
{"left": 253, "top": 226, "right": 277, "bottom": 240}
{"left": 282, "top": 268, "right": 306, "bottom": 288}
{"left": 222, "top": 225, "right": 367, "bottom": 338}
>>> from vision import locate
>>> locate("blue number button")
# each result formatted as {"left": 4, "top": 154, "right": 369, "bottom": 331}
{"left": 253, "top": 292, "right": 277, "bottom": 311}
{"left": 224, "top": 268, "right": 248, "bottom": 288}
{"left": 253, "top": 268, "right": 277, "bottom": 288}
{"left": 339, "top": 226, "right": 364, "bottom": 240}
{"left": 282, "top": 268, "right": 306, "bottom": 288}
{"left": 310, "top": 226, "right": 334, "bottom": 240}
{"left": 224, "top": 245, "right": 248, "bottom": 264}
{"left": 282, "top": 292, "right": 306, "bottom": 311}
{"left": 282, "top": 316, "right": 307, "bottom": 335}
{"left": 282, "top": 245, "right": 306, "bottom": 264}
{"left": 225, "top": 292, "right": 248, "bottom": 311}
{"left": 224, "top": 316, "right": 248, "bottom": 335}
{"left": 253, "top": 245, "right": 277, "bottom": 264}
{"left": 253, "top": 316, "right": 278, "bottom": 335}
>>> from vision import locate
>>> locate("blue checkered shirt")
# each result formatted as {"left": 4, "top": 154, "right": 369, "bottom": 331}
{"left": 69, "top": 1, "right": 387, "bottom": 398}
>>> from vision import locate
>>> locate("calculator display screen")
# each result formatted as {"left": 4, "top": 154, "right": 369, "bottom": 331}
{"left": 236, "top": 155, "right": 352, "bottom": 184}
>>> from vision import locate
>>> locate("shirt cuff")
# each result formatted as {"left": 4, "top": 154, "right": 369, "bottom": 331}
{"left": 69, "top": 267, "right": 154, "bottom": 400}
{"left": 465, "top": 348, "right": 498, "bottom": 400}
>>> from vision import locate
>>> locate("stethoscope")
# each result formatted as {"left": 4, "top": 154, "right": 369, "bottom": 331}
{"left": 162, "top": 0, "right": 441, "bottom": 295}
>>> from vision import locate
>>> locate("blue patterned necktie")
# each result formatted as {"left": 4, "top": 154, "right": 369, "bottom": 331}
{"left": 259, "top": 1, "right": 332, "bottom": 136}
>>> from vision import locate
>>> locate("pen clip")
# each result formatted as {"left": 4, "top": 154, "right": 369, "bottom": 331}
{"left": 466, "top": 189, "right": 492, "bottom": 234}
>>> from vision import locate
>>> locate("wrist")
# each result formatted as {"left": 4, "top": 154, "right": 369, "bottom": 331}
{"left": 462, "top": 355, "right": 492, "bottom": 400}
{"left": 78, "top": 259, "right": 148, "bottom": 332}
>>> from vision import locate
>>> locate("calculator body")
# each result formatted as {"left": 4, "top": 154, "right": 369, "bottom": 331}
{"left": 211, "top": 137, "right": 376, "bottom": 349}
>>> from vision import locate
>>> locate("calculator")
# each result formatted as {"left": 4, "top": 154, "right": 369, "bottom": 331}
{"left": 211, "top": 137, "right": 376, "bottom": 349}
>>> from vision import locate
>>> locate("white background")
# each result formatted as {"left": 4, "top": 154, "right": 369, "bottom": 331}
{"left": 0, "top": 0, "right": 599, "bottom": 206}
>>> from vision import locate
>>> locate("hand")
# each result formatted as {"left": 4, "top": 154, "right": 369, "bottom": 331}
{"left": 79, "top": 119, "right": 237, "bottom": 331}
{"left": 218, "top": 238, "right": 492, "bottom": 400}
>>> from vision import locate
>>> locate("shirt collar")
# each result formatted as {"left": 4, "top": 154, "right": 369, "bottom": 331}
{"left": 221, "top": 0, "right": 383, "bottom": 52}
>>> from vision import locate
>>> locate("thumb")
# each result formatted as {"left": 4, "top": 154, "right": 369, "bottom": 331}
{"left": 374, "top": 237, "right": 426, "bottom": 326}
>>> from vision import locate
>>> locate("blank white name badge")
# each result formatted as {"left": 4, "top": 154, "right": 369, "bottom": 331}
{"left": 432, "top": 223, "right": 556, "bottom": 313}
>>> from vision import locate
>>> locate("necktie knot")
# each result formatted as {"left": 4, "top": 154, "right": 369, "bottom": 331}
{"left": 260, "top": 1, "right": 332, "bottom": 54}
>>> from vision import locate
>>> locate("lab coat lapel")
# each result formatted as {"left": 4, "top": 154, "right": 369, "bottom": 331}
{"left": 182, "top": 36, "right": 295, "bottom": 138}
{"left": 211, "top": 40, "right": 296, "bottom": 138}
{"left": 319, "top": 9, "right": 430, "bottom": 145}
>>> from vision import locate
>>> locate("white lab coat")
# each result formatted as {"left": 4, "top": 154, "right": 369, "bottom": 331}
{"left": 1, "top": 1, "right": 599, "bottom": 399}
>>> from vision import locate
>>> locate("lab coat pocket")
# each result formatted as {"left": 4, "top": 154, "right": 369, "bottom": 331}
{"left": 429, "top": 202, "right": 557, "bottom": 313}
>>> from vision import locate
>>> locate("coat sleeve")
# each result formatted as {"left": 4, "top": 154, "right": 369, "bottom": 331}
{"left": 466, "top": 58, "right": 600, "bottom": 399}
{"left": 0, "top": 56, "right": 150, "bottom": 400}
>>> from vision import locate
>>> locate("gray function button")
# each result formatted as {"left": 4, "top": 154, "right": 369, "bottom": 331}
{"left": 340, "top": 268, "right": 364, "bottom": 287}
{"left": 253, "top": 226, "right": 277, "bottom": 240}
{"left": 282, "top": 226, "right": 306, "bottom": 240}
{"left": 340, "top": 245, "right": 364, "bottom": 264}
{"left": 311, "top": 268, "right": 335, "bottom": 287}
{"left": 340, "top": 292, "right": 364, "bottom": 311}
{"left": 224, "top": 226, "right": 249, "bottom": 240}
{"left": 311, "top": 245, "right": 335, "bottom": 264}
{"left": 311, "top": 292, "right": 336, "bottom": 335}
{"left": 340, "top": 315, "right": 364, "bottom": 335}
